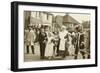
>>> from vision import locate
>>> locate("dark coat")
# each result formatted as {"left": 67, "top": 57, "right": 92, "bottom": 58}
{"left": 74, "top": 32, "right": 85, "bottom": 50}
{"left": 79, "top": 33, "right": 85, "bottom": 49}
{"left": 38, "top": 32, "right": 48, "bottom": 58}
{"left": 38, "top": 32, "right": 47, "bottom": 45}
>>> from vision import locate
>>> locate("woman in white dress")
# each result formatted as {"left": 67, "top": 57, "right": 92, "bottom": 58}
{"left": 45, "top": 31, "right": 54, "bottom": 60}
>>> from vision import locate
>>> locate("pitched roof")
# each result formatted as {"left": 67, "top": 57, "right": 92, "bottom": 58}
{"left": 82, "top": 21, "right": 90, "bottom": 28}
{"left": 63, "top": 14, "right": 80, "bottom": 24}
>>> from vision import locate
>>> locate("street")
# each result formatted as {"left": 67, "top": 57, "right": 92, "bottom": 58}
{"left": 24, "top": 43, "right": 88, "bottom": 62}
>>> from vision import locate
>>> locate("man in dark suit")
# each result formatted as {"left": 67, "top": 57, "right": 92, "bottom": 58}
{"left": 79, "top": 31, "right": 86, "bottom": 59}
{"left": 38, "top": 27, "right": 47, "bottom": 59}
{"left": 74, "top": 25, "right": 86, "bottom": 59}
{"left": 74, "top": 25, "right": 81, "bottom": 59}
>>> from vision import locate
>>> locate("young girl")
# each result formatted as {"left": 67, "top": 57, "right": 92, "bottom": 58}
{"left": 68, "top": 32, "right": 75, "bottom": 56}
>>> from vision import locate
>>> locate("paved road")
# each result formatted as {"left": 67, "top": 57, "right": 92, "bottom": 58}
{"left": 24, "top": 43, "right": 88, "bottom": 62}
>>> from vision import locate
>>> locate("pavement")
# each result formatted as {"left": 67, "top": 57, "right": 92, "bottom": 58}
{"left": 24, "top": 43, "right": 89, "bottom": 62}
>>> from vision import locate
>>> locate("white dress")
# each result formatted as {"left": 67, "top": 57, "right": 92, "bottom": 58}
{"left": 45, "top": 36, "right": 54, "bottom": 57}
{"left": 59, "top": 30, "right": 68, "bottom": 50}
{"left": 68, "top": 34, "right": 75, "bottom": 55}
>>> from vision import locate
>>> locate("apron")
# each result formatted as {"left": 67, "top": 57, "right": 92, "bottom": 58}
{"left": 59, "top": 30, "right": 68, "bottom": 50}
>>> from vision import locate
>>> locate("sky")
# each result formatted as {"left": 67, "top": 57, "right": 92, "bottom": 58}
{"left": 51, "top": 12, "right": 90, "bottom": 23}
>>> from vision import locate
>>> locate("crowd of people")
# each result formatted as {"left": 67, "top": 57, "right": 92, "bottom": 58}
{"left": 24, "top": 24, "right": 90, "bottom": 60}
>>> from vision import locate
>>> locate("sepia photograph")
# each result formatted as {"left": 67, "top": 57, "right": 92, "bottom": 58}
{"left": 11, "top": 1, "right": 97, "bottom": 71}
{"left": 24, "top": 11, "right": 91, "bottom": 62}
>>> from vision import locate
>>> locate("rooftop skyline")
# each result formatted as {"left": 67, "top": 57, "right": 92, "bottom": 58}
{"left": 51, "top": 12, "right": 90, "bottom": 23}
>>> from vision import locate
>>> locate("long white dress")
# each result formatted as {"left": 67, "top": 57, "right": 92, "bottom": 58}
{"left": 68, "top": 34, "right": 75, "bottom": 55}
{"left": 45, "top": 36, "right": 54, "bottom": 57}
{"left": 59, "top": 30, "right": 68, "bottom": 50}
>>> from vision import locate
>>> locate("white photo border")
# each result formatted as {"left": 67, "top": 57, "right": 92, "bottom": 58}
{"left": 17, "top": 3, "right": 97, "bottom": 69}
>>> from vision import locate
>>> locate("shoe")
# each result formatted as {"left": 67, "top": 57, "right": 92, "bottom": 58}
{"left": 55, "top": 54, "right": 59, "bottom": 56}
{"left": 32, "top": 53, "right": 35, "bottom": 54}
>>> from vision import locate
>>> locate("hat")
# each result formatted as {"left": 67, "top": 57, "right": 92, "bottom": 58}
{"left": 62, "top": 26, "right": 66, "bottom": 29}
